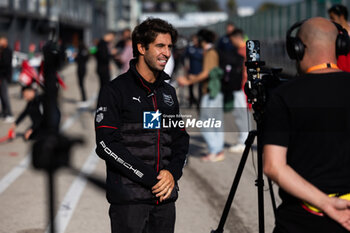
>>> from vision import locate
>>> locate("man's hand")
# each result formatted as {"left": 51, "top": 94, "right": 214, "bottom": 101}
{"left": 323, "top": 197, "right": 350, "bottom": 231}
{"left": 177, "top": 76, "right": 191, "bottom": 86}
{"left": 152, "top": 170, "right": 175, "bottom": 202}
{"left": 24, "top": 129, "right": 33, "bottom": 140}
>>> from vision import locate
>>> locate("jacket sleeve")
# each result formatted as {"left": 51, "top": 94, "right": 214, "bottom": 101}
{"left": 95, "top": 85, "right": 158, "bottom": 188}
{"left": 165, "top": 89, "right": 190, "bottom": 181}
{"left": 15, "top": 103, "right": 29, "bottom": 126}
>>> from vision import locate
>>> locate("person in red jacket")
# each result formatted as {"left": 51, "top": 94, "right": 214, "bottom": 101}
{"left": 328, "top": 4, "right": 350, "bottom": 72}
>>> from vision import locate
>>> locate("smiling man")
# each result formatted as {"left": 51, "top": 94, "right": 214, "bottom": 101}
{"left": 95, "top": 18, "right": 189, "bottom": 233}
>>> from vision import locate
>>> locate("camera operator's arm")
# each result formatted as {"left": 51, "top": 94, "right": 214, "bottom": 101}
{"left": 263, "top": 92, "right": 350, "bottom": 231}
{"left": 263, "top": 145, "right": 350, "bottom": 231}
{"left": 95, "top": 85, "right": 158, "bottom": 188}
{"left": 14, "top": 103, "right": 30, "bottom": 127}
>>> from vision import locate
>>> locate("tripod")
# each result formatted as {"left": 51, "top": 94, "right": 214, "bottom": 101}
{"left": 211, "top": 123, "right": 277, "bottom": 233}
{"left": 31, "top": 38, "right": 106, "bottom": 233}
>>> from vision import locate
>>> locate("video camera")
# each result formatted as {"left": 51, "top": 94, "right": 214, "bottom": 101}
{"left": 244, "top": 40, "right": 285, "bottom": 123}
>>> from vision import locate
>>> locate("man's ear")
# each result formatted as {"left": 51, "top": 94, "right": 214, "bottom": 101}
{"left": 137, "top": 43, "right": 145, "bottom": 56}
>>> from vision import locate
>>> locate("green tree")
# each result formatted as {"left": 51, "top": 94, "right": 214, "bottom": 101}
{"left": 227, "top": 0, "right": 237, "bottom": 16}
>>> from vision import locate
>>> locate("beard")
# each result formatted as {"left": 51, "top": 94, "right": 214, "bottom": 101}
{"left": 144, "top": 53, "right": 167, "bottom": 74}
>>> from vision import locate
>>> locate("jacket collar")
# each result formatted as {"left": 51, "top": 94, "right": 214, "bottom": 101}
{"left": 129, "top": 59, "right": 170, "bottom": 93}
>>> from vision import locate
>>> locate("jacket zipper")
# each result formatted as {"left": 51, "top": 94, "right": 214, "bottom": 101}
{"left": 152, "top": 91, "right": 160, "bottom": 173}
{"left": 138, "top": 78, "right": 161, "bottom": 204}
{"left": 151, "top": 91, "right": 161, "bottom": 205}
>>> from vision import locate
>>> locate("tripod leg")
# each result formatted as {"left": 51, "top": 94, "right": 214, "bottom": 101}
{"left": 211, "top": 130, "right": 257, "bottom": 233}
{"left": 256, "top": 137, "right": 265, "bottom": 233}
{"left": 268, "top": 178, "right": 277, "bottom": 218}
{"left": 48, "top": 171, "right": 56, "bottom": 233}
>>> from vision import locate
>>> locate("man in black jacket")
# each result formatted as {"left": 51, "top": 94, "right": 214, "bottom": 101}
{"left": 0, "top": 36, "right": 14, "bottom": 122}
{"left": 95, "top": 18, "right": 189, "bottom": 233}
{"left": 95, "top": 32, "right": 115, "bottom": 90}
{"left": 10, "top": 85, "right": 44, "bottom": 140}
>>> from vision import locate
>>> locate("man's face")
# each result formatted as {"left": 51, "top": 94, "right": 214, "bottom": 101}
{"left": 143, "top": 33, "right": 173, "bottom": 72}
{"left": 0, "top": 38, "right": 5, "bottom": 47}
{"left": 23, "top": 89, "right": 35, "bottom": 101}
{"left": 230, "top": 36, "right": 240, "bottom": 47}
{"left": 329, "top": 12, "right": 343, "bottom": 24}
{"left": 105, "top": 33, "right": 115, "bottom": 43}
{"left": 123, "top": 30, "right": 131, "bottom": 39}
{"left": 226, "top": 24, "right": 235, "bottom": 35}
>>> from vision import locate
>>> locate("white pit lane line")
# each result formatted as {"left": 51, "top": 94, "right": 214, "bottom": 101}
{"left": 45, "top": 150, "right": 100, "bottom": 233}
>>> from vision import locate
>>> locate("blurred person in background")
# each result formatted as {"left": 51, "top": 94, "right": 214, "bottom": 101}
{"left": 217, "top": 22, "right": 235, "bottom": 51}
{"left": 228, "top": 28, "right": 250, "bottom": 153}
{"left": 183, "top": 34, "right": 203, "bottom": 109}
{"left": 263, "top": 17, "right": 350, "bottom": 233}
{"left": 178, "top": 29, "right": 224, "bottom": 162}
{"left": 114, "top": 28, "right": 131, "bottom": 71}
{"left": 95, "top": 32, "right": 115, "bottom": 90}
{"left": 118, "top": 37, "right": 133, "bottom": 74}
{"left": 95, "top": 18, "right": 189, "bottom": 233}
{"left": 328, "top": 4, "right": 350, "bottom": 72}
{"left": 0, "top": 36, "right": 14, "bottom": 123}
{"left": 217, "top": 22, "right": 243, "bottom": 115}
{"left": 10, "top": 85, "right": 44, "bottom": 140}
{"left": 75, "top": 40, "right": 90, "bottom": 107}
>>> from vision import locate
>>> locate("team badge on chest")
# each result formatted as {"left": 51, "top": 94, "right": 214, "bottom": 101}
{"left": 163, "top": 93, "right": 174, "bottom": 106}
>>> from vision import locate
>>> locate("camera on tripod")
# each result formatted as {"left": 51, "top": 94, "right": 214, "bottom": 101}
{"left": 244, "top": 40, "right": 284, "bottom": 122}
{"left": 212, "top": 40, "right": 285, "bottom": 233}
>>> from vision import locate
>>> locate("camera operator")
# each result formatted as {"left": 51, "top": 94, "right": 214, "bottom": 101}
{"left": 263, "top": 17, "right": 350, "bottom": 233}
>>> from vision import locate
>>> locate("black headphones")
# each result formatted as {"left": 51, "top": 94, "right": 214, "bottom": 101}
{"left": 286, "top": 20, "right": 350, "bottom": 60}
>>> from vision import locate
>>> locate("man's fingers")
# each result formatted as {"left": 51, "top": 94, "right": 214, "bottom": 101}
{"left": 159, "top": 188, "right": 173, "bottom": 202}
{"left": 152, "top": 178, "right": 166, "bottom": 190}
{"left": 156, "top": 187, "right": 169, "bottom": 197}
{"left": 153, "top": 184, "right": 168, "bottom": 194}
{"left": 163, "top": 187, "right": 173, "bottom": 200}
{"left": 152, "top": 178, "right": 172, "bottom": 192}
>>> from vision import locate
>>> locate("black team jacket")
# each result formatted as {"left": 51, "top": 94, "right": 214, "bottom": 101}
{"left": 95, "top": 59, "right": 190, "bottom": 205}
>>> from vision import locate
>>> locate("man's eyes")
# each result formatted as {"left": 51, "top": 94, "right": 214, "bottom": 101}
{"left": 156, "top": 44, "right": 173, "bottom": 49}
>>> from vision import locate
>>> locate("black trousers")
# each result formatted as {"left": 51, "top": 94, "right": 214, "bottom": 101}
{"left": 109, "top": 202, "right": 175, "bottom": 233}
{"left": 272, "top": 203, "right": 348, "bottom": 233}
{"left": 0, "top": 79, "right": 12, "bottom": 116}
{"left": 77, "top": 67, "right": 87, "bottom": 101}
{"left": 97, "top": 66, "right": 110, "bottom": 89}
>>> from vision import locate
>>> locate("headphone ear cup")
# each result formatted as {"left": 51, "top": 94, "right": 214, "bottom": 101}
{"left": 336, "top": 30, "right": 350, "bottom": 56}
{"left": 286, "top": 36, "right": 305, "bottom": 60}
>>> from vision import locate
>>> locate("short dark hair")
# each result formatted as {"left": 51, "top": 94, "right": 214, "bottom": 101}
{"left": 226, "top": 22, "right": 235, "bottom": 27}
{"left": 328, "top": 4, "right": 348, "bottom": 20}
{"left": 230, "top": 28, "right": 244, "bottom": 38}
{"left": 132, "top": 18, "right": 178, "bottom": 58}
{"left": 197, "top": 29, "right": 216, "bottom": 44}
{"left": 21, "top": 85, "right": 35, "bottom": 92}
